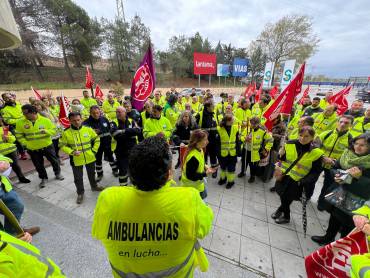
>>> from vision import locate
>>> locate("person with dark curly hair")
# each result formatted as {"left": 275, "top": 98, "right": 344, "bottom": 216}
{"left": 92, "top": 136, "right": 213, "bottom": 277}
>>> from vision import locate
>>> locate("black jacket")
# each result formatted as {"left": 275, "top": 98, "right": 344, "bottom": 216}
{"left": 83, "top": 116, "right": 112, "bottom": 146}
{"left": 172, "top": 124, "right": 198, "bottom": 145}
{"left": 110, "top": 117, "right": 141, "bottom": 155}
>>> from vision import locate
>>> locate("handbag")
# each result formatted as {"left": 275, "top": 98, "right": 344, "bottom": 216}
{"left": 325, "top": 186, "right": 366, "bottom": 213}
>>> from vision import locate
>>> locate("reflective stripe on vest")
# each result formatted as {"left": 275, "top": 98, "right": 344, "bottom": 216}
{"left": 360, "top": 266, "right": 370, "bottom": 278}
{"left": 0, "top": 145, "right": 17, "bottom": 154}
{"left": 110, "top": 241, "right": 200, "bottom": 278}
{"left": 0, "top": 240, "right": 55, "bottom": 277}
{"left": 218, "top": 125, "right": 238, "bottom": 157}
{"left": 181, "top": 149, "right": 205, "bottom": 192}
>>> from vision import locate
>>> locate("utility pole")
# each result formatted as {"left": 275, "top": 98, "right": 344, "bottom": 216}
{"left": 116, "top": 0, "right": 126, "bottom": 23}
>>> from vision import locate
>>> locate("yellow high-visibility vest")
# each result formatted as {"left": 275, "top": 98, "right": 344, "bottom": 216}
{"left": 181, "top": 148, "right": 205, "bottom": 192}
{"left": 217, "top": 125, "right": 239, "bottom": 157}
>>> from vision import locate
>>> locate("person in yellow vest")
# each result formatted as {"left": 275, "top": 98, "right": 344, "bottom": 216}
{"left": 176, "top": 95, "right": 185, "bottom": 112}
{"left": 45, "top": 97, "right": 60, "bottom": 119}
{"left": 195, "top": 101, "right": 219, "bottom": 178}
{"left": 311, "top": 133, "right": 370, "bottom": 246}
{"left": 272, "top": 126, "right": 324, "bottom": 224}
{"left": 143, "top": 105, "right": 172, "bottom": 140}
{"left": 316, "top": 115, "right": 354, "bottom": 211}
{"left": 251, "top": 97, "right": 269, "bottom": 125}
{"left": 350, "top": 107, "right": 370, "bottom": 137}
{"left": 216, "top": 114, "right": 241, "bottom": 189}
{"left": 80, "top": 90, "right": 98, "bottom": 111}
{"left": 0, "top": 115, "right": 29, "bottom": 183}
{"left": 191, "top": 96, "right": 202, "bottom": 114}
{"left": 70, "top": 99, "right": 89, "bottom": 120}
{"left": 15, "top": 104, "right": 64, "bottom": 188}
{"left": 226, "top": 95, "right": 238, "bottom": 112}
{"left": 288, "top": 116, "right": 314, "bottom": 140}
{"left": 59, "top": 112, "right": 104, "bottom": 204}
{"left": 288, "top": 97, "right": 311, "bottom": 136}
{"left": 319, "top": 90, "right": 333, "bottom": 109}
{"left": 0, "top": 155, "right": 39, "bottom": 236}
{"left": 0, "top": 229, "right": 65, "bottom": 277}
{"left": 140, "top": 100, "right": 152, "bottom": 127}
{"left": 239, "top": 117, "right": 273, "bottom": 182}
{"left": 215, "top": 93, "right": 228, "bottom": 121}
{"left": 1, "top": 93, "right": 27, "bottom": 160}
{"left": 110, "top": 107, "right": 141, "bottom": 186}
{"left": 181, "top": 129, "right": 217, "bottom": 199}
{"left": 102, "top": 93, "right": 120, "bottom": 121}
{"left": 234, "top": 99, "right": 252, "bottom": 127}
{"left": 303, "top": 97, "right": 323, "bottom": 117}
{"left": 92, "top": 136, "right": 213, "bottom": 277}
{"left": 164, "top": 95, "right": 180, "bottom": 128}
{"left": 153, "top": 90, "right": 166, "bottom": 107}
{"left": 313, "top": 104, "right": 338, "bottom": 136}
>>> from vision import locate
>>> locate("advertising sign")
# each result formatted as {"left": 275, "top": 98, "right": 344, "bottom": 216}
{"left": 232, "top": 58, "right": 249, "bottom": 77}
{"left": 217, "top": 64, "right": 231, "bottom": 77}
{"left": 262, "top": 62, "right": 275, "bottom": 88}
{"left": 193, "top": 52, "right": 216, "bottom": 75}
{"left": 280, "top": 59, "right": 296, "bottom": 90}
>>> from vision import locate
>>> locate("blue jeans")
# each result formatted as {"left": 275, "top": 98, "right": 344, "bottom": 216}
{"left": 0, "top": 189, "right": 24, "bottom": 235}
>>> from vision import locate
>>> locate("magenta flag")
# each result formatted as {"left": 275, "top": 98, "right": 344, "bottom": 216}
{"left": 130, "top": 44, "right": 156, "bottom": 111}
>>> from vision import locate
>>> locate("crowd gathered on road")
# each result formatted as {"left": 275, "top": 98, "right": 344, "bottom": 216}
{"left": 0, "top": 87, "right": 370, "bottom": 277}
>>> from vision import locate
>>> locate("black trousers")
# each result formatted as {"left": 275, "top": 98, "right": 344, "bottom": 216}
{"left": 95, "top": 146, "right": 117, "bottom": 177}
{"left": 318, "top": 168, "right": 334, "bottom": 207}
{"left": 115, "top": 152, "right": 129, "bottom": 186}
{"left": 277, "top": 195, "right": 294, "bottom": 219}
{"left": 28, "top": 145, "right": 61, "bottom": 179}
{"left": 325, "top": 212, "right": 355, "bottom": 239}
{"left": 5, "top": 151, "right": 25, "bottom": 179}
{"left": 71, "top": 162, "right": 97, "bottom": 195}
{"left": 52, "top": 138, "right": 60, "bottom": 159}
{"left": 219, "top": 155, "right": 237, "bottom": 172}
{"left": 204, "top": 141, "right": 218, "bottom": 167}
{"left": 241, "top": 150, "right": 258, "bottom": 176}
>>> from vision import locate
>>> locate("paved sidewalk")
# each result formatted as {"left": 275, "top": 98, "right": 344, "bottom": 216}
{"left": 13, "top": 156, "right": 329, "bottom": 277}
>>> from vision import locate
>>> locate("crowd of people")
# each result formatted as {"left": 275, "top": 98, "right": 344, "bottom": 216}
{"left": 1, "top": 86, "right": 370, "bottom": 277}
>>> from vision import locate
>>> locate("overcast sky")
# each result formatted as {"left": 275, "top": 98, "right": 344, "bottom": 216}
{"left": 74, "top": 0, "right": 370, "bottom": 78}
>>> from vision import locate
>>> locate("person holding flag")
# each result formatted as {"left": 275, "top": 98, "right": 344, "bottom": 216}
{"left": 319, "top": 90, "right": 333, "bottom": 109}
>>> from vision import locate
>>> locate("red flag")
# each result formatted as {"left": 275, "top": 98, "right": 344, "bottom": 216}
{"left": 263, "top": 63, "right": 306, "bottom": 130}
{"left": 305, "top": 230, "right": 368, "bottom": 278}
{"left": 85, "top": 66, "right": 94, "bottom": 89}
{"left": 255, "top": 83, "right": 263, "bottom": 102}
{"left": 269, "top": 85, "right": 279, "bottom": 99}
{"left": 298, "top": 86, "right": 310, "bottom": 104}
{"left": 130, "top": 44, "right": 156, "bottom": 111}
{"left": 329, "top": 86, "right": 352, "bottom": 115}
{"left": 59, "top": 94, "right": 70, "bottom": 128}
{"left": 31, "top": 86, "right": 42, "bottom": 100}
{"left": 244, "top": 82, "right": 256, "bottom": 98}
{"left": 95, "top": 84, "right": 104, "bottom": 99}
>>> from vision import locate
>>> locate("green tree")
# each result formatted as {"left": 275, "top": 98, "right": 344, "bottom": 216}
{"left": 247, "top": 42, "right": 267, "bottom": 82}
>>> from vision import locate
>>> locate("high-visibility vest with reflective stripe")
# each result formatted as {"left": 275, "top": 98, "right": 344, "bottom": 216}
{"left": 143, "top": 116, "right": 172, "bottom": 140}
{"left": 281, "top": 143, "right": 323, "bottom": 181}
{"left": 351, "top": 254, "right": 370, "bottom": 278}
{"left": 15, "top": 115, "right": 56, "bottom": 150}
{"left": 80, "top": 97, "right": 98, "bottom": 111}
{"left": 59, "top": 126, "right": 100, "bottom": 166}
{"left": 0, "top": 127, "right": 17, "bottom": 155}
{"left": 191, "top": 102, "right": 202, "bottom": 113}
{"left": 234, "top": 108, "right": 251, "bottom": 126}
{"left": 0, "top": 176, "right": 13, "bottom": 192}
{"left": 153, "top": 97, "right": 166, "bottom": 107}
{"left": 241, "top": 127, "right": 274, "bottom": 162}
{"left": 288, "top": 127, "right": 299, "bottom": 140}
{"left": 92, "top": 184, "right": 213, "bottom": 278}
{"left": 102, "top": 100, "right": 120, "bottom": 121}
{"left": 165, "top": 106, "right": 180, "bottom": 127}
{"left": 313, "top": 113, "right": 338, "bottom": 135}
{"left": 350, "top": 116, "right": 370, "bottom": 138}
{"left": 0, "top": 103, "right": 23, "bottom": 126}
{"left": 110, "top": 118, "right": 137, "bottom": 151}
{"left": 181, "top": 148, "right": 205, "bottom": 192}
{"left": 319, "top": 130, "right": 350, "bottom": 160}
{"left": 217, "top": 125, "right": 238, "bottom": 157}
{"left": 0, "top": 230, "right": 65, "bottom": 277}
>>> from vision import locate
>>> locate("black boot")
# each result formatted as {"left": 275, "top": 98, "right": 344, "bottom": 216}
{"left": 218, "top": 178, "right": 227, "bottom": 185}
{"left": 237, "top": 172, "right": 245, "bottom": 178}
{"left": 248, "top": 176, "right": 255, "bottom": 183}
{"left": 311, "top": 235, "right": 334, "bottom": 246}
{"left": 271, "top": 208, "right": 282, "bottom": 219}
{"left": 274, "top": 215, "right": 290, "bottom": 224}
{"left": 226, "top": 181, "right": 235, "bottom": 189}
{"left": 212, "top": 169, "right": 218, "bottom": 179}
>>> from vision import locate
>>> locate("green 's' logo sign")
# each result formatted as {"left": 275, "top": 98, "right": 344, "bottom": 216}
{"left": 283, "top": 69, "right": 293, "bottom": 82}
{"left": 264, "top": 70, "right": 271, "bottom": 82}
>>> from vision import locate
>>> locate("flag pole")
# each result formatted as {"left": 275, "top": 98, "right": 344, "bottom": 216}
{"left": 198, "top": 75, "right": 200, "bottom": 88}
{"left": 91, "top": 86, "right": 94, "bottom": 99}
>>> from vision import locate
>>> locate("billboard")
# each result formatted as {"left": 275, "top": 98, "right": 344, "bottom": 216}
{"left": 280, "top": 59, "right": 296, "bottom": 90}
{"left": 232, "top": 58, "right": 249, "bottom": 77}
{"left": 193, "top": 52, "right": 216, "bottom": 75}
{"left": 262, "top": 62, "right": 275, "bottom": 88}
{"left": 217, "top": 64, "right": 231, "bottom": 77}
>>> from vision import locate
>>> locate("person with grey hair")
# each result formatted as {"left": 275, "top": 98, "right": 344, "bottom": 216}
{"left": 172, "top": 111, "right": 199, "bottom": 169}
{"left": 110, "top": 106, "right": 141, "bottom": 186}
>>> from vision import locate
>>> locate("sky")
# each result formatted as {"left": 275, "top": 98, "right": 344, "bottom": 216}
{"left": 74, "top": 0, "right": 370, "bottom": 78}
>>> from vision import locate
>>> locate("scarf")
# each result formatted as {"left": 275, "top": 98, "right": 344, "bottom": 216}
{"left": 339, "top": 149, "right": 370, "bottom": 170}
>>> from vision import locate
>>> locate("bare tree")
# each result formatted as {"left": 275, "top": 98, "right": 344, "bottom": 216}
{"left": 257, "top": 15, "right": 319, "bottom": 65}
